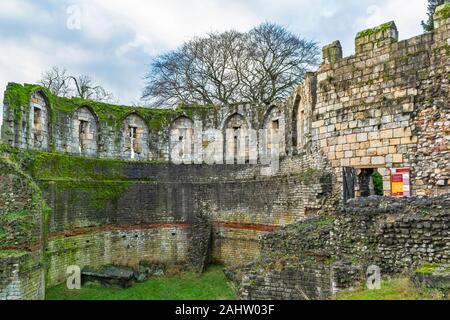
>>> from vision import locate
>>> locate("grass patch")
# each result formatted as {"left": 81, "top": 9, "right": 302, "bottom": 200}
{"left": 46, "top": 265, "right": 236, "bottom": 300}
{"left": 336, "top": 278, "right": 448, "bottom": 300}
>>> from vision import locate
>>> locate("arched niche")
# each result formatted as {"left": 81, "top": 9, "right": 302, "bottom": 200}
{"left": 292, "top": 95, "right": 300, "bottom": 152}
{"left": 29, "top": 91, "right": 50, "bottom": 150}
{"left": 223, "top": 113, "right": 250, "bottom": 164}
{"left": 263, "top": 106, "right": 286, "bottom": 158}
{"left": 169, "top": 116, "right": 194, "bottom": 163}
{"left": 121, "top": 113, "right": 149, "bottom": 161}
{"left": 72, "top": 106, "right": 99, "bottom": 157}
{"left": 292, "top": 95, "right": 305, "bottom": 153}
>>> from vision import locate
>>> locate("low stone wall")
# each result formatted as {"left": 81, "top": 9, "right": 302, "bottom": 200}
{"left": 238, "top": 258, "right": 333, "bottom": 300}
{"left": 234, "top": 194, "right": 450, "bottom": 300}
{"left": 46, "top": 227, "right": 191, "bottom": 287}
{"left": 334, "top": 195, "right": 450, "bottom": 273}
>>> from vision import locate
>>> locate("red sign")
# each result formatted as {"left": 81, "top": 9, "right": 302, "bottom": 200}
{"left": 390, "top": 168, "right": 411, "bottom": 197}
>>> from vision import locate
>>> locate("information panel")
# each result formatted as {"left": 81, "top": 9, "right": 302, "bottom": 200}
{"left": 390, "top": 168, "right": 411, "bottom": 197}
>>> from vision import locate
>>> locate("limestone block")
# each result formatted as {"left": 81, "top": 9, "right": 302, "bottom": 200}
{"left": 372, "top": 156, "right": 386, "bottom": 165}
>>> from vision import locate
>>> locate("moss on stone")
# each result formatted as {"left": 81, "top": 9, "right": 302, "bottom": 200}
{"left": 356, "top": 21, "right": 396, "bottom": 39}
{"left": 416, "top": 263, "right": 450, "bottom": 275}
{"left": 435, "top": 3, "right": 450, "bottom": 19}
{"left": 3, "top": 82, "right": 216, "bottom": 141}
{"left": 0, "top": 226, "right": 5, "bottom": 241}
{"left": 54, "top": 180, "right": 134, "bottom": 210}
{"left": 416, "top": 263, "right": 440, "bottom": 274}
{"left": 0, "top": 250, "right": 29, "bottom": 258}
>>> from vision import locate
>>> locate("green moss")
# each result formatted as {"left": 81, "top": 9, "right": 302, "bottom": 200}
{"left": 292, "top": 216, "right": 335, "bottom": 232}
{"left": 416, "top": 263, "right": 444, "bottom": 275}
{"left": 18, "top": 151, "right": 163, "bottom": 182}
{"left": 372, "top": 171, "right": 384, "bottom": 196}
{"left": 356, "top": 21, "right": 395, "bottom": 39}
{"left": 0, "top": 250, "right": 29, "bottom": 258}
{"left": 435, "top": 3, "right": 450, "bottom": 19}
{"left": 3, "top": 83, "right": 219, "bottom": 143}
{"left": 0, "top": 227, "right": 5, "bottom": 241}
{"left": 54, "top": 180, "right": 134, "bottom": 210}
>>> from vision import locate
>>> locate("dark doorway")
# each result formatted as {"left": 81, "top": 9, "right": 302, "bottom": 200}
{"left": 343, "top": 167, "right": 356, "bottom": 202}
{"left": 359, "top": 168, "right": 375, "bottom": 197}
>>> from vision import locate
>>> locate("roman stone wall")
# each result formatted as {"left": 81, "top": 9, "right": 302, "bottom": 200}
{"left": 0, "top": 158, "right": 46, "bottom": 300}
{"left": 234, "top": 194, "right": 450, "bottom": 300}
{"left": 292, "top": 11, "right": 450, "bottom": 198}
{"left": 32, "top": 155, "right": 331, "bottom": 273}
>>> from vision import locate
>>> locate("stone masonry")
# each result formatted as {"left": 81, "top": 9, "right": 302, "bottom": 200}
{"left": 0, "top": 4, "right": 449, "bottom": 300}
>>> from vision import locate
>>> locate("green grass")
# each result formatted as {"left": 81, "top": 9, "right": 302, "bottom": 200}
{"left": 336, "top": 278, "right": 448, "bottom": 301}
{"left": 46, "top": 265, "right": 236, "bottom": 300}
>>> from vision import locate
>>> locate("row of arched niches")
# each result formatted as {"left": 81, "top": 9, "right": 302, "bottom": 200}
{"left": 20, "top": 90, "right": 308, "bottom": 162}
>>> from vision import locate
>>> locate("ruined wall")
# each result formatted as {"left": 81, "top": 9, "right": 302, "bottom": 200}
{"left": 292, "top": 10, "right": 450, "bottom": 197}
{"left": 235, "top": 194, "right": 450, "bottom": 300}
{"left": 36, "top": 155, "right": 329, "bottom": 266}
{"left": 239, "top": 261, "right": 333, "bottom": 300}
{"left": 0, "top": 5, "right": 448, "bottom": 301}
{"left": 0, "top": 158, "right": 46, "bottom": 300}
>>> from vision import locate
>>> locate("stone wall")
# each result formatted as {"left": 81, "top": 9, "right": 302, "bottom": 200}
{"left": 0, "top": 149, "right": 330, "bottom": 297}
{"left": 0, "top": 157, "right": 46, "bottom": 300}
{"left": 0, "top": 4, "right": 449, "bottom": 301}
{"left": 33, "top": 154, "right": 330, "bottom": 271}
{"left": 234, "top": 194, "right": 450, "bottom": 300}
{"left": 239, "top": 260, "right": 333, "bottom": 300}
{"left": 291, "top": 10, "right": 450, "bottom": 197}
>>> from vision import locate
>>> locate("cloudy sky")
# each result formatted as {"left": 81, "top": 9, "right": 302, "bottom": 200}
{"left": 0, "top": 0, "right": 429, "bottom": 124}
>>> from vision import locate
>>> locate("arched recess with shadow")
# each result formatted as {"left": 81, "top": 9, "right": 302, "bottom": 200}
{"left": 121, "top": 113, "right": 149, "bottom": 161}
{"left": 29, "top": 90, "right": 51, "bottom": 150}
{"left": 71, "top": 106, "right": 99, "bottom": 157}
{"left": 262, "top": 105, "right": 286, "bottom": 159}
{"left": 292, "top": 94, "right": 301, "bottom": 154}
{"left": 223, "top": 113, "right": 250, "bottom": 164}
{"left": 169, "top": 116, "right": 194, "bottom": 163}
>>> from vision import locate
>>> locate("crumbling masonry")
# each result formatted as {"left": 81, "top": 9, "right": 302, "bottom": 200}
{"left": 0, "top": 5, "right": 449, "bottom": 300}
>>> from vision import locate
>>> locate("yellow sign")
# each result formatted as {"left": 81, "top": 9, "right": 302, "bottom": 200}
{"left": 392, "top": 182, "right": 404, "bottom": 194}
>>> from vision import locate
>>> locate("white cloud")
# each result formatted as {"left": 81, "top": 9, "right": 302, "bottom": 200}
{"left": 0, "top": 0, "right": 50, "bottom": 20}
{"left": 355, "top": 0, "right": 427, "bottom": 40}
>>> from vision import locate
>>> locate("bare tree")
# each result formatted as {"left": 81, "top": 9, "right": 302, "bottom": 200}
{"left": 68, "top": 75, "right": 115, "bottom": 102}
{"left": 143, "top": 23, "right": 319, "bottom": 107}
{"left": 39, "top": 67, "right": 115, "bottom": 103}
{"left": 39, "top": 66, "right": 72, "bottom": 97}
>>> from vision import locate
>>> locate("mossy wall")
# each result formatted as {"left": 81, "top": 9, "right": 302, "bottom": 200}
{"left": 0, "top": 157, "right": 47, "bottom": 300}
{"left": 0, "top": 142, "right": 331, "bottom": 298}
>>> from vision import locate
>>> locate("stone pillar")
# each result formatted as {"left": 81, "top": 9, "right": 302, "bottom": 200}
{"left": 433, "top": 3, "right": 450, "bottom": 30}
{"left": 355, "top": 21, "right": 398, "bottom": 54}
{"left": 322, "top": 41, "right": 342, "bottom": 65}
